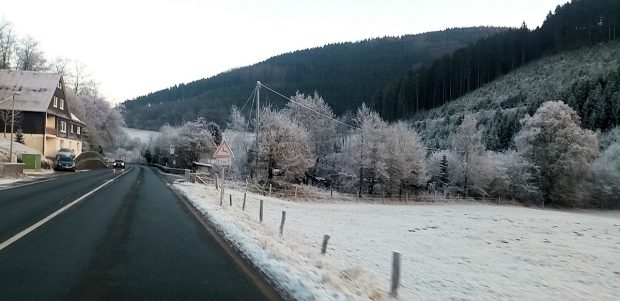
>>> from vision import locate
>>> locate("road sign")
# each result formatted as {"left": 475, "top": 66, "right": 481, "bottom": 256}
{"left": 213, "top": 139, "right": 234, "bottom": 159}
{"left": 169, "top": 144, "right": 175, "bottom": 155}
{"left": 207, "top": 158, "right": 232, "bottom": 166}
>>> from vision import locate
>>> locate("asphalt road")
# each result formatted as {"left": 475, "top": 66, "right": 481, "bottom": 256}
{"left": 0, "top": 165, "right": 275, "bottom": 300}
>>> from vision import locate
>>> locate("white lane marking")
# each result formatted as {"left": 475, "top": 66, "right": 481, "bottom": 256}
{"left": 0, "top": 168, "right": 133, "bottom": 252}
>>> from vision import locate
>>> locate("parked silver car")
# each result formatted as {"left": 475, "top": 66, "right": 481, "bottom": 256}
{"left": 57, "top": 148, "right": 75, "bottom": 158}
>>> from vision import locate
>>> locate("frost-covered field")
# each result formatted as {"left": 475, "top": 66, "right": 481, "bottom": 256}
{"left": 122, "top": 127, "right": 159, "bottom": 142}
{"left": 173, "top": 181, "right": 620, "bottom": 301}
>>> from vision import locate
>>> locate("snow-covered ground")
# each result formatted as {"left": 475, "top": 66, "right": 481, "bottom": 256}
{"left": 0, "top": 137, "right": 50, "bottom": 163}
{"left": 173, "top": 181, "right": 620, "bottom": 301}
{"left": 122, "top": 127, "right": 159, "bottom": 142}
{"left": 0, "top": 178, "right": 22, "bottom": 185}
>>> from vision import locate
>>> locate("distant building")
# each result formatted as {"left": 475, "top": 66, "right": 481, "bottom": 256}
{"left": 0, "top": 70, "right": 85, "bottom": 158}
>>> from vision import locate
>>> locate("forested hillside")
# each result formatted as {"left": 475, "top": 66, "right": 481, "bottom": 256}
{"left": 375, "top": 0, "right": 620, "bottom": 120}
{"left": 121, "top": 27, "right": 503, "bottom": 130}
{"left": 414, "top": 41, "right": 620, "bottom": 150}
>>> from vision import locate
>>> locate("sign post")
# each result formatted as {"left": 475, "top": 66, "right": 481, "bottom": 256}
{"left": 169, "top": 144, "right": 175, "bottom": 167}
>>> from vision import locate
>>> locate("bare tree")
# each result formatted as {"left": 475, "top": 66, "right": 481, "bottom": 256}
{"left": 0, "top": 17, "right": 16, "bottom": 69}
{"left": 15, "top": 36, "right": 48, "bottom": 71}
{"left": 0, "top": 110, "right": 23, "bottom": 138}
{"left": 50, "top": 56, "right": 72, "bottom": 77}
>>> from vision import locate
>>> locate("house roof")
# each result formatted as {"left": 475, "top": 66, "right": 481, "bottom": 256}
{"left": 71, "top": 113, "right": 84, "bottom": 124}
{"left": 0, "top": 70, "right": 61, "bottom": 112}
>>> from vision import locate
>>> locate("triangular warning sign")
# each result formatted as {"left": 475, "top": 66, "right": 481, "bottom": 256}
{"left": 213, "top": 139, "right": 234, "bottom": 159}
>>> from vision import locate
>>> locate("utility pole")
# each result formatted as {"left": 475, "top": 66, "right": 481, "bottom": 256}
{"left": 9, "top": 92, "right": 20, "bottom": 163}
{"left": 254, "top": 81, "right": 261, "bottom": 176}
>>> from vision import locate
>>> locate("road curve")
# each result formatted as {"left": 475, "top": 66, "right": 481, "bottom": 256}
{"left": 0, "top": 165, "right": 274, "bottom": 300}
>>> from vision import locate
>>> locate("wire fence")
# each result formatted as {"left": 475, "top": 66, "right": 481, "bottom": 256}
{"left": 191, "top": 173, "right": 523, "bottom": 207}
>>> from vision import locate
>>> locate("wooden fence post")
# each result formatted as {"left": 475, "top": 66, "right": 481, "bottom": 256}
{"left": 220, "top": 185, "right": 224, "bottom": 206}
{"left": 294, "top": 186, "right": 298, "bottom": 199}
{"left": 259, "top": 199, "right": 264, "bottom": 223}
{"left": 498, "top": 197, "right": 501, "bottom": 205}
{"left": 390, "top": 251, "right": 401, "bottom": 298}
{"left": 229, "top": 194, "right": 232, "bottom": 206}
{"left": 321, "top": 234, "right": 330, "bottom": 255}
{"left": 279, "top": 211, "right": 286, "bottom": 236}
{"left": 405, "top": 193, "right": 408, "bottom": 204}
{"left": 242, "top": 193, "right": 246, "bottom": 211}
{"left": 269, "top": 184, "right": 272, "bottom": 196}
{"left": 330, "top": 187, "right": 333, "bottom": 198}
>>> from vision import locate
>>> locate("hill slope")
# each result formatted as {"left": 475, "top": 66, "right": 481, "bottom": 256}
{"left": 374, "top": 0, "right": 620, "bottom": 120}
{"left": 414, "top": 41, "right": 620, "bottom": 150}
{"left": 121, "top": 27, "right": 504, "bottom": 130}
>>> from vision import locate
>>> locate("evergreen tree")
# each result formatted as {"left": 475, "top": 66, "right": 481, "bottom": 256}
{"left": 206, "top": 121, "right": 222, "bottom": 146}
{"left": 143, "top": 149, "right": 152, "bottom": 163}
{"left": 438, "top": 154, "right": 449, "bottom": 191}
{"left": 15, "top": 128, "right": 24, "bottom": 144}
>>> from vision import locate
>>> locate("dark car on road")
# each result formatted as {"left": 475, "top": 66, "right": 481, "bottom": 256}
{"left": 113, "top": 159, "right": 125, "bottom": 168}
{"left": 55, "top": 155, "right": 76, "bottom": 172}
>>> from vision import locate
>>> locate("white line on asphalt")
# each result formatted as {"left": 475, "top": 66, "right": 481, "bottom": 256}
{"left": 0, "top": 168, "right": 133, "bottom": 252}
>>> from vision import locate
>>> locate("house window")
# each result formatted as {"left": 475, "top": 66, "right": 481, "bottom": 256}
{"left": 60, "top": 121, "right": 67, "bottom": 133}
{"left": 57, "top": 81, "right": 62, "bottom": 89}
{"left": 77, "top": 126, "right": 81, "bottom": 134}
{"left": 53, "top": 96, "right": 58, "bottom": 108}
{"left": 70, "top": 124, "right": 74, "bottom": 133}
{"left": 59, "top": 99, "right": 64, "bottom": 110}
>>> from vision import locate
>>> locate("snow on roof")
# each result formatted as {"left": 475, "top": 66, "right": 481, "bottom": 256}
{"left": 0, "top": 70, "right": 60, "bottom": 112}
{"left": 70, "top": 113, "right": 84, "bottom": 124}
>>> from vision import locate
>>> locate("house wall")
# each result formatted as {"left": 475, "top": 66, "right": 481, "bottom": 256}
{"left": 19, "top": 112, "right": 45, "bottom": 134}
{"left": 23, "top": 134, "right": 45, "bottom": 154}
{"left": 43, "top": 136, "right": 82, "bottom": 158}
{"left": 46, "top": 115, "right": 55, "bottom": 129}
{"left": 52, "top": 115, "right": 82, "bottom": 141}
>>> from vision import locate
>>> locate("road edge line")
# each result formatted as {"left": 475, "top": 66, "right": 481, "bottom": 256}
{"left": 0, "top": 167, "right": 133, "bottom": 252}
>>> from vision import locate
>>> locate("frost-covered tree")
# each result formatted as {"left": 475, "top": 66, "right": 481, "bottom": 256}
{"left": 15, "top": 36, "right": 47, "bottom": 71}
{"left": 284, "top": 92, "right": 337, "bottom": 164}
{"left": 581, "top": 142, "right": 620, "bottom": 209}
{"left": 497, "top": 150, "right": 541, "bottom": 202}
{"left": 176, "top": 117, "right": 216, "bottom": 167}
{"left": 226, "top": 105, "right": 248, "bottom": 132}
{"left": 340, "top": 104, "right": 388, "bottom": 195}
{"left": 383, "top": 122, "right": 427, "bottom": 195}
{"left": 225, "top": 106, "right": 254, "bottom": 179}
{"left": 515, "top": 101, "right": 598, "bottom": 206}
{"left": 0, "top": 18, "right": 16, "bottom": 69}
{"left": 257, "top": 107, "right": 313, "bottom": 182}
{"left": 70, "top": 89, "right": 124, "bottom": 149}
{"left": 450, "top": 115, "right": 487, "bottom": 196}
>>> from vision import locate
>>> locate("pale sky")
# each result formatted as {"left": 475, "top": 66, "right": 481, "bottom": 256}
{"left": 2, "top": 0, "right": 568, "bottom": 103}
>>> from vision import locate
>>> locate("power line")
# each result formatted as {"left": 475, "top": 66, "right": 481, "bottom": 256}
{"left": 240, "top": 87, "right": 256, "bottom": 113}
{"left": 259, "top": 83, "right": 359, "bottom": 129}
